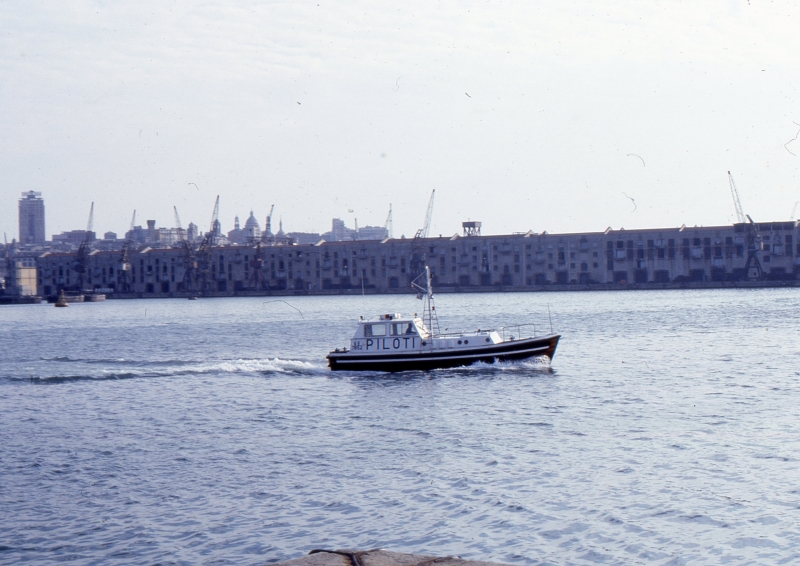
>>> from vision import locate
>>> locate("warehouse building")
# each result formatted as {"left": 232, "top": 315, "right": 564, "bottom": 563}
{"left": 34, "top": 221, "right": 800, "bottom": 297}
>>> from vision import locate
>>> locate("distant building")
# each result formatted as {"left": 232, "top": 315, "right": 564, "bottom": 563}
{"left": 319, "top": 218, "right": 388, "bottom": 242}
{"left": 187, "top": 223, "right": 199, "bottom": 242}
{"left": 6, "top": 257, "right": 38, "bottom": 296}
{"left": 244, "top": 211, "right": 261, "bottom": 242}
{"left": 33, "top": 220, "right": 800, "bottom": 298}
{"left": 104, "top": 231, "right": 118, "bottom": 240}
{"left": 228, "top": 215, "right": 244, "bottom": 244}
{"left": 287, "top": 232, "right": 323, "bottom": 245}
{"left": 52, "top": 230, "right": 95, "bottom": 246}
{"left": 154, "top": 228, "right": 185, "bottom": 246}
{"left": 18, "top": 191, "right": 45, "bottom": 245}
{"left": 462, "top": 221, "right": 482, "bottom": 237}
{"left": 211, "top": 218, "right": 224, "bottom": 245}
{"left": 357, "top": 225, "right": 389, "bottom": 241}
{"left": 274, "top": 218, "right": 291, "bottom": 245}
{"left": 322, "top": 218, "right": 356, "bottom": 242}
{"left": 227, "top": 212, "right": 261, "bottom": 245}
{"left": 123, "top": 221, "right": 184, "bottom": 247}
{"left": 126, "top": 225, "right": 149, "bottom": 245}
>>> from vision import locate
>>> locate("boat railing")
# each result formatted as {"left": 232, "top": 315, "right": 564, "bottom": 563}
{"left": 432, "top": 329, "right": 490, "bottom": 339}
{"left": 433, "top": 323, "right": 541, "bottom": 341}
{"left": 499, "top": 323, "right": 540, "bottom": 341}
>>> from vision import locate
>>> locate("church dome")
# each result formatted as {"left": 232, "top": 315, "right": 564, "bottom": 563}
{"left": 245, "top": 211, "right": 260, "bottom": 229}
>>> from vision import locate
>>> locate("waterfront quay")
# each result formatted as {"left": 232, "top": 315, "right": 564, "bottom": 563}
{"left": 30, "top": 220, "right": 800, "bottom": 298}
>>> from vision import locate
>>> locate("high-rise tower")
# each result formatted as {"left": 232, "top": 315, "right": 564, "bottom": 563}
{"left": 18, "top": 191, "right": 45, "bottom": 245}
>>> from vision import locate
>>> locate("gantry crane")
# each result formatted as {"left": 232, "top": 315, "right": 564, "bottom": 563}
{"left": 728, "top": 171, "right": 764, "bottom": 280}
{"left": 184, "top": 196, "right": 220, "bottom": 294}
{"left": 73, "top": 202, "right": 94, "bottom": 292}
{"left": 415, "top": 189, "right": 435, "bottom": 239}
{"left": 265, "top": 204, "right": 275, "bottom": 240}
{"left": 117, "top": 210, "right": 136, "bottom": 292}
{"left": 410, "top": 189, "right": 436, "bottom": 284}
{"left": 173, "top": 206, "right": 185, "bottom": 241}
{"left": 247, "top": 239, "right": 268, "bottom": 291}
{"left": 728, "top": 171, "right": 746, "bottom": 225}
{"left": 172, "top": 204, "right": 200, "bottom": 294}
{"left": 384, "top": 204, "right": 393, "bottom": 239}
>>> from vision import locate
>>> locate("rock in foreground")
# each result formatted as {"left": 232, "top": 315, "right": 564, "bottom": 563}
{"left": 273, "top": 549, "right": 514, "bottom": 566}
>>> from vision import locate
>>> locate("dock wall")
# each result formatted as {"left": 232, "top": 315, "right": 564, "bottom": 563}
{"left": 33, "top": 221, "right": 800, "bottom": 298}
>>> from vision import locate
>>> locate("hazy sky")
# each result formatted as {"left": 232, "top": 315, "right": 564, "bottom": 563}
{"left": 2, "top": 1, "right": 800, "bottom": 241}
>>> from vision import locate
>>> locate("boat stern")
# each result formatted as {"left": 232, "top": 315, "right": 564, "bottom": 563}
{"left": 326, "top": 349, "right": 346, "bottom": 370}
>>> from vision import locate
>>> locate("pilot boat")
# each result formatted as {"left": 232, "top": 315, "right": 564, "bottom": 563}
{"left": 327, "top": 267, "right": 560, "bottom": 372}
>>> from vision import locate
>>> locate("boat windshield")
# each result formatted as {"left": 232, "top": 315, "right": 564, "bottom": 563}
{"left": 362, "top": 323, "right": 387, "bottom": 337}
{"left": 389, "top": 322, "right": 417, "bottom": 336}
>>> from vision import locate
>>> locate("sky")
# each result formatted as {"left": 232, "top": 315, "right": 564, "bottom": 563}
{"left": 2, "top": 0, "right": 800, "bottom": 242}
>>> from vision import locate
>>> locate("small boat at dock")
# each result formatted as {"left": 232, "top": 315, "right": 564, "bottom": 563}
{"left": 55, "top": 290, "right": 69, "bottom": 307}
{"left": 47, "top": 292, "right": 84, "bottom": 304}
{"left": 327, "top": 267, "right": 560, "bottom": 372}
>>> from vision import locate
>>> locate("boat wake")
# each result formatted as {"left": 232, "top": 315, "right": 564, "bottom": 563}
{"left": 345, "top": 356, "right": 554, "bottom": 381}
{"left": 432, "top": 356, "right": 553, "bottom": 374}
{"left": 3, "top": 355, "right": 552, "bottom": 385}
{"left": 468, "top": 356, "right": 552, "bottom": 372}
{"left": 2, "top": 357, "right": 328, "bottom": 384}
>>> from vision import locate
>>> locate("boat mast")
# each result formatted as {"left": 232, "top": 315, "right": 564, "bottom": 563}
{"left": 425, "top": 266, "right": 432, "bottom": 332}
{"left": 411, "top": 265, "right": 440, "bottom": 337}
{"left": 425, "top": 266, "right": 440, "bottom": 336}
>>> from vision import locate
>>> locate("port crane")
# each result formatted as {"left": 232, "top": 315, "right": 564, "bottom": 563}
{"left": 173, "top": 206, "right": 185, "bottom": 241}
{"left": 384, "top": 204, "right": 393, "bottom": 239}
{"left": 117, "top": 210, "right": 137, "bottom": 293}
{"left": 410, "top": 189, "right": 436, "bottom": 283}
{"left": 197, "top": 196, "right": 221, "bottom": 293}
{"left": 207, "top": 195, "right": 221, "bottom": 244}
{"left": 247, "top": 239, "right": 268, "bottom": 290}
{"left": 237, "top": 209, "right": 268, "bottom": 289}
{"left": 415, "top": 189, "right": 435, "bottom": 239}
{"left": 728, "top": 171, "right": 764, "bottom": 280}
{"left": 265, "top": 204, "right": 275, "bottom": 240}
{"left": 173, "top": 205, "right": 199, "bottom": 293}
{"left": 178, "top": 196, "right": 221, "bottom": 294}
{"left": 72, "top": 202, "right": 94, "bottom": 292}
{"left": 728, "top": 171, "right": 746, "bottom": 225}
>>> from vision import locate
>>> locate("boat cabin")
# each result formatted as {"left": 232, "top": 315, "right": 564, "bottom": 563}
{"left": 349, "top": 313, "right": 502, "bottom": 354}
{"left": 351, "top": 314, "right": 429, "bottom": 353}
{"left": 358, "top": 313, "right": 428, "bottom": 336}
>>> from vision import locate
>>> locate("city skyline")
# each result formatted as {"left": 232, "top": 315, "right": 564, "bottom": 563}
{"left": 6, "top": 191, "right": 394, "bottom": 246}
{"left": 2, "top": 2, "right": 800, "bottom": 241}
{"left": 6, "top": 186, "right": 800, "bottom": 248}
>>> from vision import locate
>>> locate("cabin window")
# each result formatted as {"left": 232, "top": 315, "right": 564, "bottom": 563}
{"left": 364, "top": 323, "right": 386, "bottom": 337}
{"left": 390, "top": 322, "right": 416, "bottom": 336}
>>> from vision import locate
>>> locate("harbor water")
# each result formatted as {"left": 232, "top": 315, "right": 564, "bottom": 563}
{"left": 1, "top": 289, "right": 800, "bottom": 565}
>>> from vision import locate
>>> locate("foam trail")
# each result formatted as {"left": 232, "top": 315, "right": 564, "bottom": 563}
{"left": 3, "top": 357, "right": 329, "bottom": 383}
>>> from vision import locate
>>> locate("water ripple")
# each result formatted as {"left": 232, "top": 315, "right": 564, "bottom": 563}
{"left": 1, "top": 291, "right": 800, "bottom": 565}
